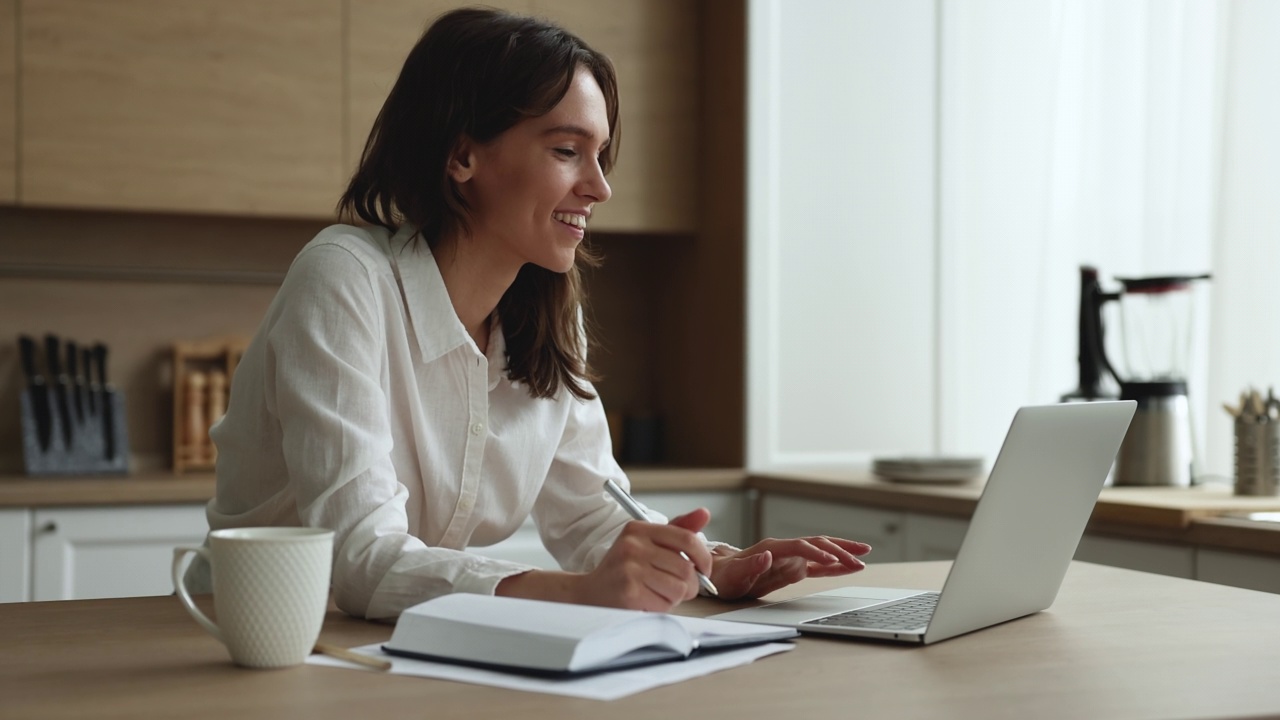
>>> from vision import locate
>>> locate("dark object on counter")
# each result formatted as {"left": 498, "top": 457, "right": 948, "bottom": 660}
{"left": 45, "top": 334, "right": 74, "bottom": 449}
{"left": 18, "top": 335, "right": 53, "bottom": 454}
{"left": 622, "top": 414, "right": 664, "bottom": 465}
{"left": 94, "top": 343, "right": 117, "bottom": 461}
{"left": 67, "top": 340, "right": 85, "bottom": 425}
{"left": 82, "top": 345, "right": 97, "bottom": 415}
{"left": 16, "top": 335, "right": 129, "bottom": 476}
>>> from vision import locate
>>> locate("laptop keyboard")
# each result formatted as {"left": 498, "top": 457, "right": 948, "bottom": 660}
{"left": 803, "top": 592, "right": 940, "bottom": 631}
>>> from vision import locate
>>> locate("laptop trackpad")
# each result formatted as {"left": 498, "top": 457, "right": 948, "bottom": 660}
{"left": 708, "top": 587, "right": 920, "bottom": 626}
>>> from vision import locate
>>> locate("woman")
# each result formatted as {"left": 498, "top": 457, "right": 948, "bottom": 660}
{"left": 203, "top": 6, "right": 871, "bottom": 620}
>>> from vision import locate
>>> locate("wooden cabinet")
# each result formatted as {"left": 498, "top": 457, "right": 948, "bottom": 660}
{"left": 30, "top": 504, "right": 208, "bottom": 601}
{"left": 20, "top": 0, "right": 344, "bottom": 217}
{"left": 0, "top": 508, "right": 29, "bottom": 602}
{"left": 0, "top": 0, "right": 14, "bottom": 202}
{"left": 345, "top": 0, "right": 697, "bottom": 233}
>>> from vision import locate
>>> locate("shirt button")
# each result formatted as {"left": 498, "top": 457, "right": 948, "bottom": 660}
{"left": 470, "top": 422, "right": 484, "bottom": 435}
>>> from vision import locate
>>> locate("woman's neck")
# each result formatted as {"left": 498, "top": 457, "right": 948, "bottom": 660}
{"left": 432, "top": 236, "right": 520, "bottom": 355}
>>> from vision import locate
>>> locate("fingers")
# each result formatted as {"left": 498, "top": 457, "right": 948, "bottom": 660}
{"left": 707, "top": 551, "right": 772, "bottom": 600}
{"left": 754, "top": 537, "right": 863, "bottom": 569}
{"left": 591, "top": 522, "right": 705, "bottom": 610}
{"left": 667, "top": 507, "right": 711, "bottom": 536}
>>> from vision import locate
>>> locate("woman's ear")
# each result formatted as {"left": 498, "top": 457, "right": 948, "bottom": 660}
{"left": 447, "top": 138, "right": 477, "bottom": 183}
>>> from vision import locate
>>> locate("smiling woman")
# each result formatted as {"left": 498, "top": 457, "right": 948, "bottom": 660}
{"left": 191, "top": 6, "right": 872, "bottom": 622}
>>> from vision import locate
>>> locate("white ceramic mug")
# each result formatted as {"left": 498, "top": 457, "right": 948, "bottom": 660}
{"left": 172, "top": 527, "right": 334, "bottom": 668}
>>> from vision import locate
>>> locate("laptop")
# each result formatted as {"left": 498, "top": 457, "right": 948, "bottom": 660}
{"left": 709, "top": 401, "right": 1137, "bottom": 645}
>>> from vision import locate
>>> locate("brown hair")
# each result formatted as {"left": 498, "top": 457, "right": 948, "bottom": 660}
{"left": 338, "top": 7, "right": 620, "bottom": 401}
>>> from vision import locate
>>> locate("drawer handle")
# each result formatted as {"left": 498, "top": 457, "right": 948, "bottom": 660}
{"left": 39, "top": 521, "right": 58, "bottom": 534}
{"left": 884, "top": 523, "right": 900, "bottom": 535}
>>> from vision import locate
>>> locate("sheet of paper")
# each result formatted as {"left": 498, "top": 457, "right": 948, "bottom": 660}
{"left": 307, "top": 642, "right": 794, "bottom": 701}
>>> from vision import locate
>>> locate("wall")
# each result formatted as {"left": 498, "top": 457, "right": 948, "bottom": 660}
{"left": 748, "top": 0, "right": 1273, "bottom": 476}
{"left": 746, "top": 0, "right": 939, "bottom": 467}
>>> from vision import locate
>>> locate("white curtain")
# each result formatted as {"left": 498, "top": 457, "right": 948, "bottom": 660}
{"left": 939, "top": 0, "right": 1277, "bottom": 479}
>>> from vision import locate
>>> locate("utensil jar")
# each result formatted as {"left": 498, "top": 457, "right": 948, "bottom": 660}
{"left": 1234, "top": 418, "right": 1279, "bottom": 496}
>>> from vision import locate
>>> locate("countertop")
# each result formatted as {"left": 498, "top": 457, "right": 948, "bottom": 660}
{"left": 4, "top": 466, "right": 1279, "bottom": 557}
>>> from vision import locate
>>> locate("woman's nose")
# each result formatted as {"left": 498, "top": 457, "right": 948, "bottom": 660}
{"left": 580, "top": 163, "right": 612, "bottom": 204}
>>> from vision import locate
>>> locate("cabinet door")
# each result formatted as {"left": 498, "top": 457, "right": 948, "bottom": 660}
{"left": 0, "top": 509, "right": 29, "bottom": 602}
{"left": 904, "top": 513, "right": 969, "bottom": 561}
{"left": 1195, "top": 549, "right": 1280, "bottom": 594}
{"left": 0, "top": 0, "right": 14, "bottom": 202}
{"left": 21, "top": 0, "right": 344, "bottom": 217}
{"left": 1074, "top": 534, "right": 1195, "bottom": 579}
{"left": 760, "top": 495, "right": 905, "bottom": 563}
{"left": 346, "top": 0, "right": 696, "bottom": 233}
{"left": 32, "top": 505, "right": 209, "bottom": 601}
{"left": 634, "top": 491, "right": 747, "bottom": 548}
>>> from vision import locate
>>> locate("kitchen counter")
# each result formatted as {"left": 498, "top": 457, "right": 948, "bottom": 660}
{"left": 4, "top": 466, "right": 1279, "bottom": 558}
{"left": 0, "top": 467, "right": 749, "bottom": 508}
{"left": 750, "top": 468, "right": 1280, "bottom": 558}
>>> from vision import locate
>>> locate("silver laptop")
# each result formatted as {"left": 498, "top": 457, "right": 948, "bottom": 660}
{"left": 710, "top": 401, "right": 1136, "bottom": 645}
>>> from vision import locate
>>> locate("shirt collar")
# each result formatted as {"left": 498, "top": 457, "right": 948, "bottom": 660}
{"left": 390, "top": 225, "right": 508, "bottom": 377}
{"left": 389, "top": 225, "right": 469, "bottom": 364}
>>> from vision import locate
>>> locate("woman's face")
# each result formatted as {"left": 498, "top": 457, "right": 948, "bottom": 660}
{"left": 453, "top": 66, "right": 613, "bottom": 275}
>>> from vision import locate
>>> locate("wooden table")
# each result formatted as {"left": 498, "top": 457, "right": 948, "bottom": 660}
{"left": 3, "top": 561, "right": 1279, "bottom": 719}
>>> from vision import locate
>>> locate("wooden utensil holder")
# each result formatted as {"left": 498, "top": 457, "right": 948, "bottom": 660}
{"left": 172, "top": 338, "right": 247, "bottom": 473}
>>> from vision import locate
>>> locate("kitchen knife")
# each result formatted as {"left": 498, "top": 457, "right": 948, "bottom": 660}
{"left": 83, "top": 345, "right": 98, "bottom": 416}
{"left": 67, "top": 340, "right": 85, "bottom": 425}
{"left": 93, "top": 342, "right": 116, "bottom": 461}
{"left": 18, "top": 335, "right": 54, "bottom": 454}
{"left": 45, "top": 334, "right": 74, "bottom": 450}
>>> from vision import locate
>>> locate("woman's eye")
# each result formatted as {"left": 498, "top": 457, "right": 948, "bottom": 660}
{"left": 554, "top": 148, "right": 577, "bottom": 158}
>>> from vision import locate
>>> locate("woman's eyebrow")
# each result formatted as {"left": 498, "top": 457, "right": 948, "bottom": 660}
{"left": 542, "top": 125, "right": 610, "bottom": 148}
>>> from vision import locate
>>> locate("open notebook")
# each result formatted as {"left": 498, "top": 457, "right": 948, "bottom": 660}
{"left": 382, "top": 593, "right": 798, "bottom": 678}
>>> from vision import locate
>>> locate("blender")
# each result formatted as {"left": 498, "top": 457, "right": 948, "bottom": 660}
{"left": 1062, "top": 266, "right": 1210, "bottom": 486}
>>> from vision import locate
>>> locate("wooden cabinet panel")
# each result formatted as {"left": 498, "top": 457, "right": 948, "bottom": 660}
{"left": 346, "top": 0, "right": 531, "bottom": 182}
{"left": 536, "top": 0, "right": 698, "bottom": 233}
{"left": 20, "top": 0, "right": 344, "bottom": 217}
{"left": 0, "top": 0, "right": 14, "bottom": 202}
{"left": 345, "top": 0, "right": 696, "bottom": 233}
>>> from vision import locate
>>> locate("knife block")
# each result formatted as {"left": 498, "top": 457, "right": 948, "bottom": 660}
{"left": 19, "top": 386, "right": 130, "bottom": 476}
{"left": 172, "top": 338, "right": 247, "bottom": 474}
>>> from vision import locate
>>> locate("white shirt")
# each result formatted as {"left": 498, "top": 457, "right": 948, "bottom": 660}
{"left": 204, "top": 224, "right": 652, "bottom": 620}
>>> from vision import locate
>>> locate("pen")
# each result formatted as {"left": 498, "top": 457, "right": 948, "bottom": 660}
{"left": 602, "top": 477, "right": 719, "bottom": 597}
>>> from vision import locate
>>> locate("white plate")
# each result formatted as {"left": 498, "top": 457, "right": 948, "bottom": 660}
{"left": 872, "top": 457, "right": 983, "bottom": 484}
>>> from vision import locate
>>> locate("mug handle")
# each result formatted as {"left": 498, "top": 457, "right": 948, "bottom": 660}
{"left": 172, "top": 546, "right": 224, "bottom": 644}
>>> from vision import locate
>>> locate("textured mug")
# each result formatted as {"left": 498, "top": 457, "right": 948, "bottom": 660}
{"left": 173, "top": 527, "right": 333, "bottom": 668}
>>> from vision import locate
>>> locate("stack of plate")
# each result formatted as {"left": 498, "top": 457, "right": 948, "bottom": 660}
{"left": 872, "top": 456, "right": 984, "bottom": 484}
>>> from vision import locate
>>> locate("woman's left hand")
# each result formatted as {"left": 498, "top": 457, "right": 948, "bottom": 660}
{"left": 708, "top": 536, "right": 873, "bottom": 600}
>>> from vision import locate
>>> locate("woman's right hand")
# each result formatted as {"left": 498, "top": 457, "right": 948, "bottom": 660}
{"left": 568, "top": 508, "right": 715, "bottom": 612}
{"left": 494, "top": 509, "right": 714, "bottom": 611}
